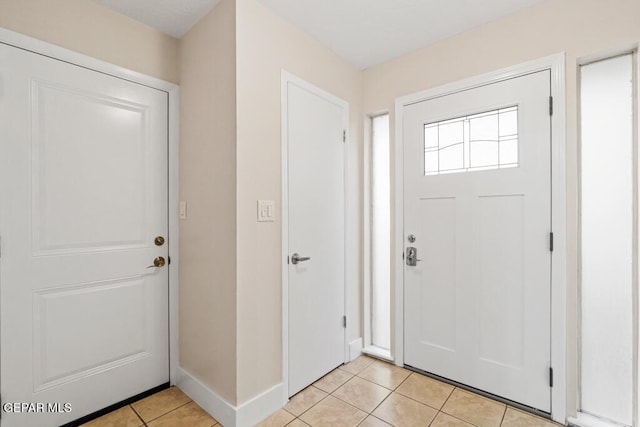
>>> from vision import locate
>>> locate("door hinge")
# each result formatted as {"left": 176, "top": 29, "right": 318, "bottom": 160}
{"left": 342, "top": 315, "right": 347, "bottom": 328}
{"left": 549, "top": 96, "right": 554, "bottom": 116}
{"left": 549, "top": 367, "right": 554, "bottom": 387}
{"left": 549, "top": 232, "right": 554, "bottom": 252}
{"left": 343, "top": 130, "right": 346, "bottom": 143}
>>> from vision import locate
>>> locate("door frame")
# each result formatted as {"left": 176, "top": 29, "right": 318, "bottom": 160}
{"left": 0, "top": 27, "right": 181, "bottom": 385}
{"left": 394, "top": 53, "right": 567, "bottom": 423}
{"left": 281, "top": 70, "right": 350, "bottom": 402}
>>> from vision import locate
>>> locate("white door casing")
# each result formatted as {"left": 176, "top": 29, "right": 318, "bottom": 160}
{"left": 403, "top": 71, "right": 552, "bottom": 411}
{"left": 0, "top": 42, "right": 170, "bottom": 426}
{"left": 283, "top": 73, "right": 348, "bottom": 397}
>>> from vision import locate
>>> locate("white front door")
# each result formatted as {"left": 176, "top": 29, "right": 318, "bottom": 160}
{"left": 0, "top": 43, "right": 169, "bottom": 426}
{"left": 285, "top": 76, "right": 346, "bottom": 397}
{"left": 403, "top": 71, "right": 552, "bottom": 411}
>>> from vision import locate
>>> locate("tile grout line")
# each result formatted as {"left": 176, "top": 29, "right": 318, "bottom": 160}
{"left": 498, "top": 404, "right": 508, "bottom": 427}
{"left": 287, "top": 388, "right": 332, "bottom": 420}
{"left": 140, "top": 399, "right": 193, "bottom": 424}
{"left": 129, "top": 403, "right": 148, "bottom": 426}
{"left": 359, "top": 372, "right": 412, "bottom": 420}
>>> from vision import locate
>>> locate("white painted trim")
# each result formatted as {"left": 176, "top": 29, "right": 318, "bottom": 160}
{"left": 363, "top": 116, "right": 373, "bottom": 351}
{"left": 362, "top": 345, "right": 393, "bottom": 362}
{"left": 394, "top": 53, "right": 567, "bottom": 423}
{"left": 636, "top": 48, "right": 640, "bottom": 427}
{"left": 236, "top": 382, "right": 286, "bottom": 426}
{"left": 569, "top": 412, "right": 630, "bottom": 427}
{"left": 281, "top": 70, "right": 350, "bottom": 403}
{"left": 177, "top": 367, "right": 236, "bottom": 427}
{"left": 177, "top": 367, "right": 285, "bottom": 427}
{"left": 349, "top": 338, "right": 364, "bottom": 361}
{"left": 168, "top": 87, "right": 180, "bottom": 386}
{"left": 281, "top": 69, "right": 290, "bottom": 405}
{"left": 393, "top": 102, "right": 405, "bottom": 369}
{"left": 0, "top": 25, "right": 181, "bottom": 394}
{"left": 0, "top": 28, "right": 176, "bottom": 92}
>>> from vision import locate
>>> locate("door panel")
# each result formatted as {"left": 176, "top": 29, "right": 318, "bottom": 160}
{"left": 404, "top": 71, "right": 551, "bottom": 411}
{"left": 0, "top": 43, "right": 169, "bottom": 426}
{"left": 32, "top": 80, "right": 149, "bottom": 254}
{"left": 287, "top": 80, "right": 346, "bottom": 397}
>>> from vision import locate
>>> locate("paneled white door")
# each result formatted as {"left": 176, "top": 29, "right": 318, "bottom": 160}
{"left": 0, "top": 43, "right": 169, "bottom": 426}
{"left": 403, "top": 71, "right": 552, "bottom": 411}
{"left": 286, "top": 77, "right": 346, "bottom": 397}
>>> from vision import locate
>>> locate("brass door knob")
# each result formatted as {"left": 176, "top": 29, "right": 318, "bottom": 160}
{"left": 147, "top": 256, "right": 166, "bottom": 268}
{"left": 155, "top": 236, "right": 165, "bottom": 246}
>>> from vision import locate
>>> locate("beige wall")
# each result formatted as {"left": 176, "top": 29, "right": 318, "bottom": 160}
{"left": 178, "top": 0, "right": 238, "bottom": 404}
{"left": 235, "top": 0, "right": 363, "bottom": 404}
{"left": 0, "top": 0, "right": 179, "bottom": 83}
{"left": 362, "top": 0, "right": 640, "bottom": 416}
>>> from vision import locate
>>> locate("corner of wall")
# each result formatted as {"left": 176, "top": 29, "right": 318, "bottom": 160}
{"left": 177, "top": 0, "right": 239, "bottom": 409}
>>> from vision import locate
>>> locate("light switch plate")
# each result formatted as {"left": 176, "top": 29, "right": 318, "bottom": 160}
{"left": 179, "top": 201, "right": 187, "bottom": 220}
{"left": 257, "top": 200, "right": 275, "bottom": 222}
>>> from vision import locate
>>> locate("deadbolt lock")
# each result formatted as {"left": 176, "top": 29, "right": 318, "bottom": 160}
{"left": 154, "top": 236, "right": 165, "bottom": 246}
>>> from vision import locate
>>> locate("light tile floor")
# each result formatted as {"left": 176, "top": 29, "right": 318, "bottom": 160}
{"left": 258, "top": 356, "right": 562, "bottom": 427}
{"left": 86, "top": 356, "right": 562, "bottom": 427}
{"left": 82, "top": 386, "right": 218, "bottom": 427}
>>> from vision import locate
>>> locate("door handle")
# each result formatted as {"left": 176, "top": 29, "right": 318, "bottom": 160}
{"left": 406, "top": 247, "right": 421, "bottom": 266}
{"left": 147, "top": 256, "right": 166, "bottom": 268}
{"left": 291, "top": 253, "right": 311, "bottom": 265}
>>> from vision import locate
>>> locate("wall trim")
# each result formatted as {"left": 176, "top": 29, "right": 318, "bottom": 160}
{"left": 176, "top": 367, "right": 236, "bottom": 427}
{"left": 0, "top": 24, "right": 182, "bottom": 404}
{"left": 236, "top": 382, "right": 286, "bottom": 426}
{"left": 349, "top": 338, "right": 364, "bottom": 361}
{"left": 177, "top": 367, "right": 285, "bottom": 427}
{"left": 394, "top": 52, "right": 567, "bottom": 423}
{"left": 281, "top": 70, "right": 351, "bottom": 404}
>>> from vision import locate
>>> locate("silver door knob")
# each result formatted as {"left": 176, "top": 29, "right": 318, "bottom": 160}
{"left": 405, "top": 247, "right": 421, "bottom": 266}
{"left": 291, "top": 253, "right": 311, "bottom": 265}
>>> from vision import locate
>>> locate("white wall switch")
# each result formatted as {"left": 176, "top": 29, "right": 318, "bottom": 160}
{"left": 257, "top": 200, "right": 275, "bottom": 222}
{"left": 179, "top": 201, "right": 187, "bottom": 220}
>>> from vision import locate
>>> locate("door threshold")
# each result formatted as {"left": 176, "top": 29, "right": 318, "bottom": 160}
{"left": 59, "top": 382, "right": 170, "bottom": 427}
{"left": 362, "top": 345, "right": 393, "bottom": 362}
{"left": 404, "top": 365, "right": 552, "bottom": 421}
{"left": 568, "top": 412, "right": 630, "bottom": 427}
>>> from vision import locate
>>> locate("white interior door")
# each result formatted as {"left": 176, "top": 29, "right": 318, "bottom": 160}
{"left": 0, "top": 43, "right": 169, "bottom": 426}
{"left": 286, "top": 77, "right": 346, "bottom": 397}
{"left": 403, "top": 71, "right": 552, "bottom": 411}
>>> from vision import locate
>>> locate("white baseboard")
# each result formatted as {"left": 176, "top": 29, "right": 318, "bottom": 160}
{"left": 176, "top": 367, "right": 236, "bottom": 426}
{"left": 236, "top": 382, "right": 286, "bottom": 427}
{"left": 349, "top": 337, "right": 363, "bottom": 361}
{"left": 176, "top": 366, "right": 286, "bottom": 427}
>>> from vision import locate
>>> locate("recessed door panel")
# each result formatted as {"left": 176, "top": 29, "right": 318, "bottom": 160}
{"left": 32, "top": 81, "right": 149, "bottom": 254}
{"left": 418, "top": 197, "right": 457, "bottom": 352}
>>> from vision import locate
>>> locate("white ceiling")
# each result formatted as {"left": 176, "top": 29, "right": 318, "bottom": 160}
{"left": 94, "top": 0, "right": 221, "bottom": 38}
{"left": 94, "top": 0, "right": 545, "bottom": 69}
{"left": 259, "top": 0, "right": 546, "bottom": 69}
